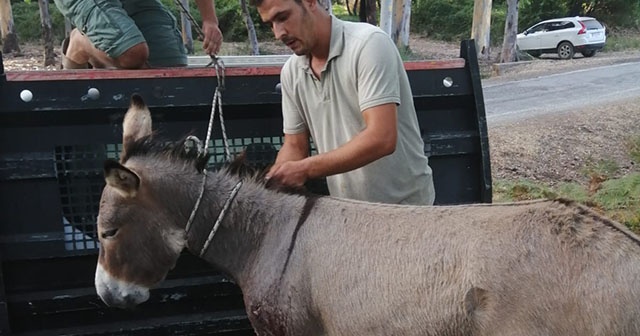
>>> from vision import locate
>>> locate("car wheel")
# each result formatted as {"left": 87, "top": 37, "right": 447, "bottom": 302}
{"left": 582, "top": 50, "right": 597, "bottom": 58}
{"left": 528, "top": 50, "right": 541, "bottom": 58}
{"left": 557, "top": 42, "right": 574, "bottom": 60}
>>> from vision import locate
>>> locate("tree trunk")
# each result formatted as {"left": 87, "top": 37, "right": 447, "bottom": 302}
{"left": 397, "top": 0, "right": 411, "bottom": 49}
{"left": 38, "top": 0, "right": 55, "bottom": 66}
{"left": 64, "top": 17, "right": 72, "bottom": 38}
{"left": 380, "top": 0, "right": 410, "bottom": 48}
{"left": 239, "top": 0, "right": 260, "bottom": 55}
{"left": 0, "top": 0, "right": 20, "bottom": 54}
{"left": 379, "top": 0, "right": 392, "bottom": 33}
{"left": 179, "top": 0, "right": 194, "bottom": 54}
{"left": 500, "top": 0, "right": 518, "bottom": 63}
{"left": 359, "top": 0, "right": 376, "bottom": 25}
{"left": 471, "top": 0, "right": 492, "bottom": 60}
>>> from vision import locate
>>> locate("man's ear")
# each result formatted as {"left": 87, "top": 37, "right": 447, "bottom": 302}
{"left": 104, "top": 159, "right": 141, "bottom": 198}
{"left": 301, "top": 0, "right": 316, "bottom": 10}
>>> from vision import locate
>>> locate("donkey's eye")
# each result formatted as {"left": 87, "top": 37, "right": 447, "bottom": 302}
{"left": 101, "top": 228, "right": 119, "bottom": 239}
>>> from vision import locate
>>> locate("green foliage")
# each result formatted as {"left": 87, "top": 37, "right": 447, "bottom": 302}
{"left": 580, "top": 157, "right": 620, "bottom": 180}
{"left": 605, "top": 30, "right": 640, "bottom": 51}
{"left": 518, "top": 0, "right": 568, "bottom": 29}
{"left": 515, "top": 0, "right": 640, "bottom": 29}
{"left": 11, "top": 1, "right": 66, "bottom": 43}
{"left": 630, "top": 135, "right": 640, "bottom": 164}
{"left": 494, "top": 128, "right": 640, "bottom": 234}
{"left": 160, "top": 0, "right": 272, "bottom": 42}
{"left": 490, "top": 3, "right": 507, "bottom": 45}
{"left": 10, "top": 0, "right": 640, "bottom": 45}
{"left": 494, "top": 174, "right": 640, "bottom": 232}
{"left": 409, "top": 0, "right": 639, "bottom": 44}
{"left": 593, "top": 173, "right": 640, "bottom": 211}
{"left": 576, "top": 0, "right": 640, "bottom": 27}
{"left": 593, "top": 173, "right": 640, "bottom": 231}
{"left": 11, "top": 0, "right": 272, "bottom": 43}
{"left": 492, "top": 179, "right": 558, "bottom": 202}
{"left": 411, "top": 0, "right": 473, "bottom": 41}
{"left": 494, "top": 130, "right": 640, "bottom": 232}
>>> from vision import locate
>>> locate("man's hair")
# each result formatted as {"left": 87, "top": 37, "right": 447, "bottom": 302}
{"left": 250, "top": 0, "right": 302, "bottom": 8}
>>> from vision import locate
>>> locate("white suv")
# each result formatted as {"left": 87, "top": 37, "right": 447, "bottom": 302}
{"left": 517, "top": 17, "right": 606, "bottom": 59}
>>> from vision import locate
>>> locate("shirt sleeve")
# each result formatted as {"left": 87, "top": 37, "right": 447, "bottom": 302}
{"left": 356, "top": 31, "right": 402, "bottom": 112}
{"left": 280, "top": 60, "right": 308, "bottom": 135}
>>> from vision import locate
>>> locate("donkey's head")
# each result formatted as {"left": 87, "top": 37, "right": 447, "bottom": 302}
{"left": 94, "top": 95, "right": 188, "bottom": 309}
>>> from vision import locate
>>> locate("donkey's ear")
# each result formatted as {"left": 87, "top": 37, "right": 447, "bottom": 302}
{"left": 122, "top": 94, "right": 152, "bottom": 158}
{"left": 104, "top": 159, "right": 140, "bottom": 198}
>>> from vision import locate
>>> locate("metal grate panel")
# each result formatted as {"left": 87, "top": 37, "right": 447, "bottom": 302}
{"left": 54, "top": 138, "right": 284, "bottom": 252}
{"left": 55, "top": 144, "right": 118, "bottom": 251}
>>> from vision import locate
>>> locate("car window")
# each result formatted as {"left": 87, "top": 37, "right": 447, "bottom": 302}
{"left": 528, "top": 23, "right": 547, "bottom": 33}
{"left": 580, "top": 19, "right": 604, "bottom": 30}
{"left": 547, "top": 21, "right": 574, "bottom": 31}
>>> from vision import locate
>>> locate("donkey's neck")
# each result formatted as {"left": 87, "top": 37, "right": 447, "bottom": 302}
{"left": 185, "top": 171, "right": 310, "bottom": 288}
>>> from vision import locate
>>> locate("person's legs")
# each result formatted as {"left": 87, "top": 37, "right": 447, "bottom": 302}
{"left": 123, "top": 0, "right": 188, "bottom": 67}
{"left": 55, "top": 0, "right": 150, "bottom": 69}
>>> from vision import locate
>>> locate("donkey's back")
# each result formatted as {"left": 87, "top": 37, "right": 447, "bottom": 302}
{"left": 287, "top": 197, "right": 640, "bottom": 336}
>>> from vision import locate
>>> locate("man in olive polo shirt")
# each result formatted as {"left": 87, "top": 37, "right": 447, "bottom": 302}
{"left": 256, "top": 0, "right": 435, "bottom": 205}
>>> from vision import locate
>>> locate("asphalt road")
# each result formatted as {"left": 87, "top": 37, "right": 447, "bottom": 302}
{"left": 482, "top": 61, "right": 640, "bottom": 123}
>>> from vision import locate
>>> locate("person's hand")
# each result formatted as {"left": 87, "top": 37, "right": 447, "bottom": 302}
{"left": 266, "top": 161, "right": 309, "bottom": 189}
{"left": 201, "top": 20, "right": 223, "bottom": 55}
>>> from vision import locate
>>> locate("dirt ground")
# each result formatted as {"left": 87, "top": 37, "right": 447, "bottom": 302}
{"left": 3, "top": 38, "right": 639, "bottom": 186}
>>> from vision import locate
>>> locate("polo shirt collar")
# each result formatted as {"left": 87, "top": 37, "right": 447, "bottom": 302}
{"left": 300, "top": 15, "right": 345, "bottom": 72}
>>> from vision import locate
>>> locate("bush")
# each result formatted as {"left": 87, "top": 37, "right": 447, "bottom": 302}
{"left": 160, "top": 0, "right": 272, "bottom": 42}
{"left": 411, "top": 0, "right": 473, "bottom": 41}
{"left": 12, "top": 0, "right": 66, "bottom": 43}
{"left": 9, "top": 0, "right": 272, "bottom": 43}
{"left": 518, "top": 0, "right": 568, "bottom": 30}
{"left": 10, "top": 0, "right": 640, "bottom": 47}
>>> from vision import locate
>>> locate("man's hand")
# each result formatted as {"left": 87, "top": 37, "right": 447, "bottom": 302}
{"left": 201, "top": 20, "right": 223, "bottom": 55}
{"left": 195, "top": 0, "right": 223, "bottom": 55}
{"left": 266, "top": 160, "right": 310, "bottom": 189}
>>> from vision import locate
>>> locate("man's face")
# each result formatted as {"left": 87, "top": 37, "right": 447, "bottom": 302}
{"left": 257, "top": 0, "right": 315, "bottom": 55}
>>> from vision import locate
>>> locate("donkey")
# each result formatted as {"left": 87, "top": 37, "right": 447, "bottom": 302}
{"left": 95, "top": 94, "right": 640, "bottom": 336}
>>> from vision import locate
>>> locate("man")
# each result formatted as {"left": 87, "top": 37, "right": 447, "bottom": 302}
{"left": 255, "top": 0, "right": 435, "bottom": 205}
{"left": 54, "top": 0, "right": 222, "bottom": 69}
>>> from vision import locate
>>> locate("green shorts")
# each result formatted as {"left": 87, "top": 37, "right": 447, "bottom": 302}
{"left": 54, "top": 0, "right": 187, "bottom": 67}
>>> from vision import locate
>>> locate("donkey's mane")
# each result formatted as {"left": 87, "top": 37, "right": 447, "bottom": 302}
{"left": 121, "top": 133, "right": 208, "bottom": 171}
{"left": 121, "top": 134, "right": 311, "bottom": 195}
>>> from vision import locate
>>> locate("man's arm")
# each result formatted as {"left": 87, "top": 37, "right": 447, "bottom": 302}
{"left": 275, "top": 132, "right": 311, "bottom": 164}
{"left": 194, "top": 0, "right": 223, "bottom": 55}
{"left": 267, "top": 131, "right": 310, "bottom": 187}
{"left": 267, "top": 103, "right": 397, "bottom": 187}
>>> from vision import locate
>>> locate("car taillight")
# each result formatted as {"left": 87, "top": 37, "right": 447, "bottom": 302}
{"left": 578, "top": 21, "right": 587, "bottom": 34}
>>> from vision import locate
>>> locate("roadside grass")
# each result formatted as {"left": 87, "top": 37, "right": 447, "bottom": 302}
{"left": 494, "top": 174, "right": 640, "bottom": 233}
{"left": 629, "top": 135, "right": 640, "bottom": 163}
{"left": 603, "top": 28, "right": 640, "bottom": 52}
{"left": 493, "top": 136, "right": 640, "bottom": 233}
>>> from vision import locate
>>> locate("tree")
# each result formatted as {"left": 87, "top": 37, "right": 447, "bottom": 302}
{"left": 0, "top": 0, "right": 20, "bottom": 54}
{"left": 38, "top": 0, "right": 55, "bottom": 66}
{"left": 178, "top": 0, "right": 195, "bottom": 54}
{"left": 359, "top": 0, "right": 377, "bottom": 25}
{"left": 239, "top": 0, "right": 260, "bottom": 55}
{"left": 380, "top": 0, "right": 411, "bottom": 49}
{"left": 500, "top": 0, "right": 518, "bottom": 63}
{"left": 471, "top": 0, "right": 492, "bottom": 60}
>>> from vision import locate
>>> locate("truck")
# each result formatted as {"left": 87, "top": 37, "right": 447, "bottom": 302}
{"left": 0, "top": 40, "right": 490, "bottom": 335}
